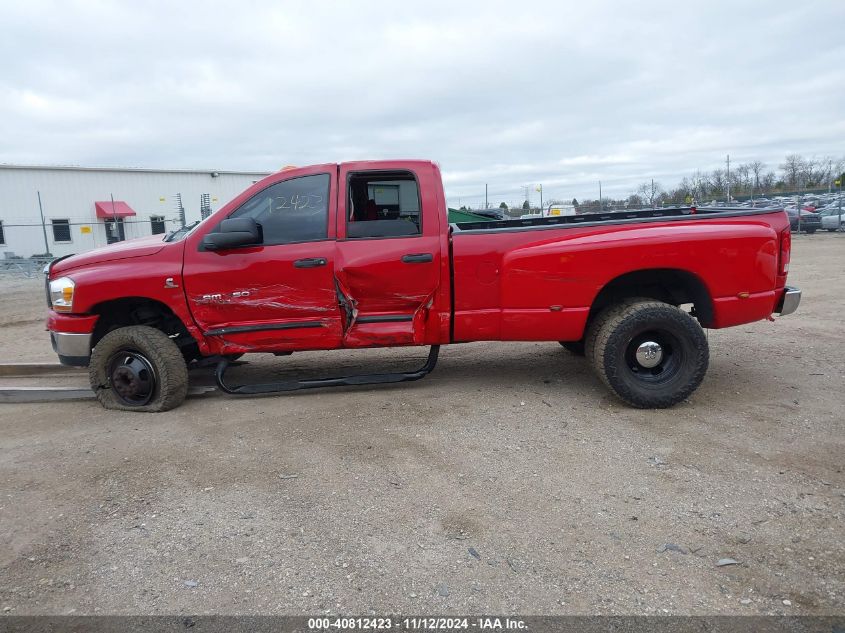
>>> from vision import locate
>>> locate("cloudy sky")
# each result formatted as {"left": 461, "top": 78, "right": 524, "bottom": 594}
{"left": 1, "top": 1, "right": 843, "bottom": 206}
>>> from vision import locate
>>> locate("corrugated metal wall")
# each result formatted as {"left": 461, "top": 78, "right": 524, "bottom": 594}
{"left": 0, "top": 166, "right": 270, "bottom": 257}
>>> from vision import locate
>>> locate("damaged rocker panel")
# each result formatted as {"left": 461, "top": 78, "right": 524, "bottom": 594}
{"left": 204, "top": 322, "right": 324, "bottom": 336}
{"left": 215, "top": 345, "right": 441, "bottom": 395}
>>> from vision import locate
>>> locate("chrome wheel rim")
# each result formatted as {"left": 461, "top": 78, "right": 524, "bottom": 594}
{"left": 635, "top": 341, "right": 663, "bottom": 368}
{"left": 624, "top": 330, "right": 682, "bottom": 384}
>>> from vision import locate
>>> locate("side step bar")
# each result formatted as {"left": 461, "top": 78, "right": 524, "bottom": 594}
{"left": 214, "top": 346, "right": 440, "bottom": 395}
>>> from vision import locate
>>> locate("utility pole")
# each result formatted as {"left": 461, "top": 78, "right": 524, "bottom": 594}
{"left": 752, "top": 171, "right": 757, "bottom": 204}
{"left": 829, "top": 160, "right": 832, "bottom": 194}
{"left": 599, "top": 181, "right": 602, "bottom": 211}
{"left": 36, "top": 191, "right": 52, "bottom": 257}
{"left": 485, "top": 184, "right": 488, "bottom": 209}
{"left": 726, "top": 154, "right": 731, "bottom": 203}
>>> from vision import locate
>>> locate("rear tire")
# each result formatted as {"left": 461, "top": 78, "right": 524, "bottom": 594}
{"left": 89, "top": 325, "right": 189, "bottom": 412}
{"left": 589, "top": 300, "right": 708, "bottom": 408}
{"left": 584, "top": 297, "right": 649, "bottom": 364}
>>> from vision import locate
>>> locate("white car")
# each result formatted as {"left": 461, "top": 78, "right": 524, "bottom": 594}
{"left": 820, "top": 208, "right": 845, "bottom": 231}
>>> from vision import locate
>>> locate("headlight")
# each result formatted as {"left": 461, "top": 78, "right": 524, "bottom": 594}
{"left": 49, "top": 277, "right": 75, "bottom": 312}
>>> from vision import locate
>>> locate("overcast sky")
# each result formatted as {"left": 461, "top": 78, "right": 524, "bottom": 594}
{"left": 1, "top": 1, "right": 843, "bottom": 206}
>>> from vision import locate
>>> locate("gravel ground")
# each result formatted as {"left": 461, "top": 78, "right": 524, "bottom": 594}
{"left": 0, "top": 234, "right": 843, "bottom": 615}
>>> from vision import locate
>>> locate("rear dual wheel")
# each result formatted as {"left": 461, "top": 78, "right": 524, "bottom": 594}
{"left": 585, "top": 299, "right": 708, "bottom": 408}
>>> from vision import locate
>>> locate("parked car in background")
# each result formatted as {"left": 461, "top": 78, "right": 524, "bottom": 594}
{"left": 820, "top": 208, "right": 844, "bottom": 232}
{"left": 785, "top": 207, "right": 821, "bottom": 233}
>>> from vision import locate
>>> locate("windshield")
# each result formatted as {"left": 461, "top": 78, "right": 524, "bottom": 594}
{"left": 163, "top": 220, "right": 203, "bottom": 242}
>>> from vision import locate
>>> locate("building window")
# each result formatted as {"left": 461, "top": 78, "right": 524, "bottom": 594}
{"left": 0, "top": 220, "right": 5, "bottom": 245}
{"left": 51, "top": 219, "right": 72, "bottom": 243}
{"left": 150, "top": 215, "right": 166, "bottom": 235}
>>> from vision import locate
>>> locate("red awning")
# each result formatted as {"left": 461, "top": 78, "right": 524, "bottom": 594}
{"left": 94, "top": 201, "right": 136, "bottom": 218}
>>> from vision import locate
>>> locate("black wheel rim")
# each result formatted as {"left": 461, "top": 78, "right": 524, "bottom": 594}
{"left": 107, "top": 350, "right": 157, "bottom": 406}
{"left": 623, "top": 329, "right": 683, "bottom": 385}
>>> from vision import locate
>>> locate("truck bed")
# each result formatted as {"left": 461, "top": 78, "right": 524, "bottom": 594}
{"left": 449, "top": 206, "right": 790, "bottom": 343}
{"left": 450, "top": 206, "right": 777, "bottom": 233}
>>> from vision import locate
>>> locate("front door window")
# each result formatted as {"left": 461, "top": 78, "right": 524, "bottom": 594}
{"left": 227, "top": 174, "right": 330, "bottom": 244}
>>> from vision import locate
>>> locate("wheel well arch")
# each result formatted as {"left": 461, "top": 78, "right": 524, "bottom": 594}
{"left": 90, "top": 297, "right": 198, "bottom": 356}
{"left": 589, "top": 268, "right": 714, "bottom": 328}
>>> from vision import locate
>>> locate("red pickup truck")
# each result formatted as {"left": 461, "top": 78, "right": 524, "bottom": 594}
{"left": 45, "top": 160, "right": 800, "bottom": 412}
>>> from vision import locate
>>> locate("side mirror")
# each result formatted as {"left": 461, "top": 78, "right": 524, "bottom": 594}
{"left": 202, "top": 217, "right": 262, "bottom": 250}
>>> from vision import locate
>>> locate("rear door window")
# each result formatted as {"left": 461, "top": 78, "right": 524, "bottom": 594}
{"left": 346, "top": 171, "right": 421, "bottom": 239}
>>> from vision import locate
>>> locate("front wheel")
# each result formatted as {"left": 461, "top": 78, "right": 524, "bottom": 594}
{"left": 589, "top": 300, "right": 708, "bottom": 408}
{"left": 89, "top": 325, "right": 189, "bottom": 412}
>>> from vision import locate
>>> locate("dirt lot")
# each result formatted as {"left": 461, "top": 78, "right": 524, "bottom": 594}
{"left": 0, "top": 234, "right": 843, "bottom": 616}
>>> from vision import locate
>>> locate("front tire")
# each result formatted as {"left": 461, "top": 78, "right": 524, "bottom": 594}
{"left": 89, "top": 325, "right": 189, "bottom": 412}
{"left": 589, "top": 300, "right": 708, "bottom": 408}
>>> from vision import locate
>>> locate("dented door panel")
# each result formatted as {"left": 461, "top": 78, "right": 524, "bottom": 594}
{"left": 182, "top": 164, "right": 343, "bottom": 354}
{"left": 184, "top": 241, "right": 343, "bottom": 352}
{"left": 334, "top": 161, "right": 447, "bottom": 347}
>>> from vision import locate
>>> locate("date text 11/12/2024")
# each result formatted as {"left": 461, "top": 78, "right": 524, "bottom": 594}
{"left": 307, "top": 617, "right": 527, "bottom": 630}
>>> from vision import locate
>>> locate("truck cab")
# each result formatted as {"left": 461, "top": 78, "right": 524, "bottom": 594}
{"left": 181, "top": 160, "right": 451, "bottom": 353}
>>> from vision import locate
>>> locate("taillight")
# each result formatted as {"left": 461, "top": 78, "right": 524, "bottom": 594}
{"left": 779, "top": 229, "right": 791, "bottom": 276}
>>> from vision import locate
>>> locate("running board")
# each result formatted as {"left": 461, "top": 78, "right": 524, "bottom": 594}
{"left": 214, "top": 346, "right": 440, "bottom": 395}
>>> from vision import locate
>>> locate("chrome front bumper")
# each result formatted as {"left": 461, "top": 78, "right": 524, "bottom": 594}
{"left": 50, "top": 331, "right": 92, "bottom": 366}
{"left": 777, "top": 286, "right": 801, "bottom": 316}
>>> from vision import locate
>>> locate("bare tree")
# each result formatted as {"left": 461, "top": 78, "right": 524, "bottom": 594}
{"left": 734, "top": 164, "right": 751, "bottom": 191}
{"left": 761, "top": 171, "right": 776, "bottom": 192}
{"left": 635, "top": 180, "right": 664, "bottom": 208}
{"left": 689, "top": 170, "right": 707, "bottom": 201}
{"left": 748, "top": 160, "right": 766, "bottom": 193}
{"left": 626, "top": 194, "right": 644, "bottom": 208}
{"left": 706, "top": 169, "right": 726, "bottom": 198}
{"left": 780, "top": 154, "right": 805, "bottom": 188}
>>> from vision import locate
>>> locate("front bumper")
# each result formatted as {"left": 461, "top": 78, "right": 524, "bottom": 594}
{"left": 50, "top": 331, "right": 92, "bottom": 366}
{"left": 47, "top": 311, "right": 98, "bottom": 367}
{"left": 776, "top": 286, "right": 801, "bottom": 316}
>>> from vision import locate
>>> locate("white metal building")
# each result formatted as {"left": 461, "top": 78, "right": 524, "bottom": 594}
{"left": 0, "top": 164, "right": 272, "bottom": 258}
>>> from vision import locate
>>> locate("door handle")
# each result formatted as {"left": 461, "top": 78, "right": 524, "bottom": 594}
{"left": 401, "top": 253, "right": 433, "bottom": 263}
{"left": 294, "top": 257, "right": 327, "bottom": 268}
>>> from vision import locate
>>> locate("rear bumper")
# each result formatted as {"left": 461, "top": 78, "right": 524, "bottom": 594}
{"left": 776, "top": 286, "right": 801, "bottom": 316}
